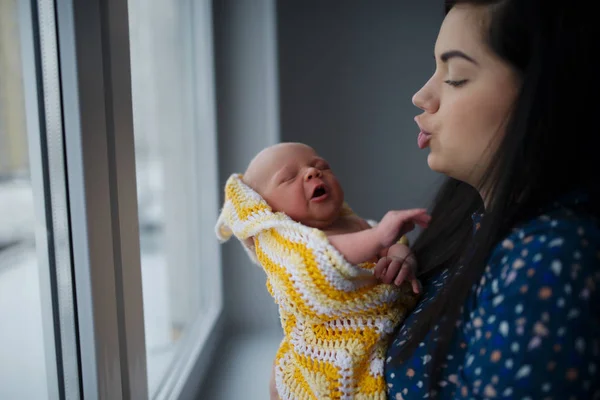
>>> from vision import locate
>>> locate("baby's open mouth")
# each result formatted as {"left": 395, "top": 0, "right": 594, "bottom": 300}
{"left": 311, "top": 184, "right": 327, "bottom": 199}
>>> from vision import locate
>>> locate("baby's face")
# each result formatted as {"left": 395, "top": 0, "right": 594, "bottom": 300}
{"left": 244, "top": 143, "right": 344, "bottom": 229}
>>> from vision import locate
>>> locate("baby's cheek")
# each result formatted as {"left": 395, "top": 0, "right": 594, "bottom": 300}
{"left": 277, "top": 197, "right": 308, "bottom": 221}
{"left": 263, "top": 190, "right": 292, "bottom": 212}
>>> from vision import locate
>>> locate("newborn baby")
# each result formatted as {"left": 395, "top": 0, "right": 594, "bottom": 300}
{"left": 217, "top": 142, "right": 429, "bottom": 399}
{"left": 243, "top": 142, "right": 429, "bottom": 289}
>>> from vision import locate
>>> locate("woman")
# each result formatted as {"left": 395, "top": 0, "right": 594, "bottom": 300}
{"left": 271, "top": 0, "right": 599, "bottom": 398}
{"left": 385, "top": 0, "right": 599, "bottom": 398}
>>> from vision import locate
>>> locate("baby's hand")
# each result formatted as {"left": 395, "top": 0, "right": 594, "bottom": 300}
{"left": 375, "top": 209, "right": 431, "bottom": 248}
{"left": 374, "top": 246, "right": 421, "bottom": 294}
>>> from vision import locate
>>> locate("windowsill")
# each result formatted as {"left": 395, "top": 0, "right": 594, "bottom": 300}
{"left": 199, "top": 329, "right": 282, "bottom": 400}
{"left": 154, "top": 303, "right": 224, "bottom": 399}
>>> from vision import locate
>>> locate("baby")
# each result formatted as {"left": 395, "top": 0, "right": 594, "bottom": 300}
{"left": 217, "top": 142, "right": 429, "bottom": 399}
{"left": 242, "top": 142, "right": 429, "bottom": 289}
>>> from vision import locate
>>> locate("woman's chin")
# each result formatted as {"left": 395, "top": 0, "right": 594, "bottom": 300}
{"left": 427, "top": 153, "right": 444, "bottom": 173}
{"left": 427, "top": 154, "right": 456, "bottom": 179}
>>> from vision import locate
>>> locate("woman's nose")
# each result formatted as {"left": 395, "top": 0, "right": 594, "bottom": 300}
{"left": 412, "top": 78, "right": 439, "bottom": 113}
{"left": 304, "top": 167, "right": 321, "bottom": 181}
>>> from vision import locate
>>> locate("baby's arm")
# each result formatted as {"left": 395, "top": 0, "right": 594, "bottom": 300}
{"left": 327, "top": 208, "right": 430, "bottom": 265}
{"left": 327, "top": 229, "right": 385, "bottom": 265}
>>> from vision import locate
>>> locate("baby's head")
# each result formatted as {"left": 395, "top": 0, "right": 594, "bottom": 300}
{"left": 243, "top": 142, "right": 344, "bottom": 229}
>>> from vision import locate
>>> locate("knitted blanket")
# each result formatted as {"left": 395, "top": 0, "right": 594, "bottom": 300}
{"left": 215, "top": 173, "right": 418, "bottom": 399}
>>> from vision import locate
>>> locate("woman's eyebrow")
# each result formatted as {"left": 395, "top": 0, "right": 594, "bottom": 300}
{"left": 434, "top": 50, "right": 479, "bottom": 65}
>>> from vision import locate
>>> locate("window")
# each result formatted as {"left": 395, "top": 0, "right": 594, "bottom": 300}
{"left": 0, "top": 0, "right": 222, "bottom": 398}
{"left": 127, "top": 0, "right": 222, "bottom": 396}
{"left": 0, "top": 0, "right": 78, "bottom": 398}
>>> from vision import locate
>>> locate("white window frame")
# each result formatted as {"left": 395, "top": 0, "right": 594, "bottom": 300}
{"left": 152, "top": 0, "right": 224, "bottom": 397}
{"left": 50, "top": 0, "right": 223, "bottom": 398}
{"left": 26, "top": 0, "right": 82, "bottom": 398}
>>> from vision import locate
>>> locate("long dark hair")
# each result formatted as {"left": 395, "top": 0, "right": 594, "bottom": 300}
{"left": 397, "top": 0, "right": 599, "bottom": 393}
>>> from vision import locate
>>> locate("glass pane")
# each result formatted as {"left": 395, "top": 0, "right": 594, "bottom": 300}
{"left": 128, "top": 0, "right": 204, "bottom": 395}
{"left": 0, "top": 1, "right": 56, "bottom": 398}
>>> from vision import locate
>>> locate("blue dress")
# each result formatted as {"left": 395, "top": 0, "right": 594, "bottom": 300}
{"left": 385, "top": 192, "right": 600, "bottom": 399}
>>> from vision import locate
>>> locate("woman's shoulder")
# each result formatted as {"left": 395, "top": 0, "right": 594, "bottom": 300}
{"left": 480, "top": 191, "right": 599, "bottom": 302}
{"left": 490, "top": 191, "right": 599, "bottom": 265}
{"left": 461, "top": 192, "right": 600, "bottom": 400}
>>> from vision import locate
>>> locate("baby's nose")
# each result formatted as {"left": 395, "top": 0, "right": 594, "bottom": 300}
{"left": 304, "top": 167, "right": 321, "bottom": 181}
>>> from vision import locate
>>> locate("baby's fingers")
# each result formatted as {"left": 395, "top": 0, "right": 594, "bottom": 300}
{"left": 381, "top": 258, "right": 402, "bottom": 284}
{"left": 393, "top": 263, "right": 411, "bottom": 286}
{"left": 374, "top": 257, "right": 390, "bottom": 279}
{"left": 410, "top": 278, "right": 422, "bottom": 294}
{"left": 413, "top": 213, "right": 432, "bottom": 228}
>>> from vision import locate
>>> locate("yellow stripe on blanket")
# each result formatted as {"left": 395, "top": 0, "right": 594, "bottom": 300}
{"left": 216, "top": 173, "right": 418, "bottom": 400}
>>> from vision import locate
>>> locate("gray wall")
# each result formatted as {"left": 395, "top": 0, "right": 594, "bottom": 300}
{"left": 278, "top": 0, "right": 444, "bottom": 225}
{"left": 214, "top": 0, "right": 282, "bottom": 334}
{"left": 215, "top": 0, "right": 444, "bottom": 335}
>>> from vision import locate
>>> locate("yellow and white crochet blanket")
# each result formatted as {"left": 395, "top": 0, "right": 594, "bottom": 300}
{"left": 215, "top": 173, "right": 418, "bottom": 400}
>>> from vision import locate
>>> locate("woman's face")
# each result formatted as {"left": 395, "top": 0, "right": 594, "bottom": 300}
{"left": 413, "top": 4, "right": 520, "bottom": 190}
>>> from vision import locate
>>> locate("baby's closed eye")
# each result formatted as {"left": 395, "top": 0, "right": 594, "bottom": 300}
{"left": 315, "top": 160, "right": 330, "bottom": 170}
{"left": 276, "top": 168, "right": 297, "bottom": 184}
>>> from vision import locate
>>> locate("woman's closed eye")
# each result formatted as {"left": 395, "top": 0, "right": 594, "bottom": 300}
{"left": 444, "top": 79, "right": 468, "bottom": 87}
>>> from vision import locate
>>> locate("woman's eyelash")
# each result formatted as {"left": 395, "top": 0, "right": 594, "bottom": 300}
{"left": 444, "top": 79, "right": 468, "bottom": 87}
